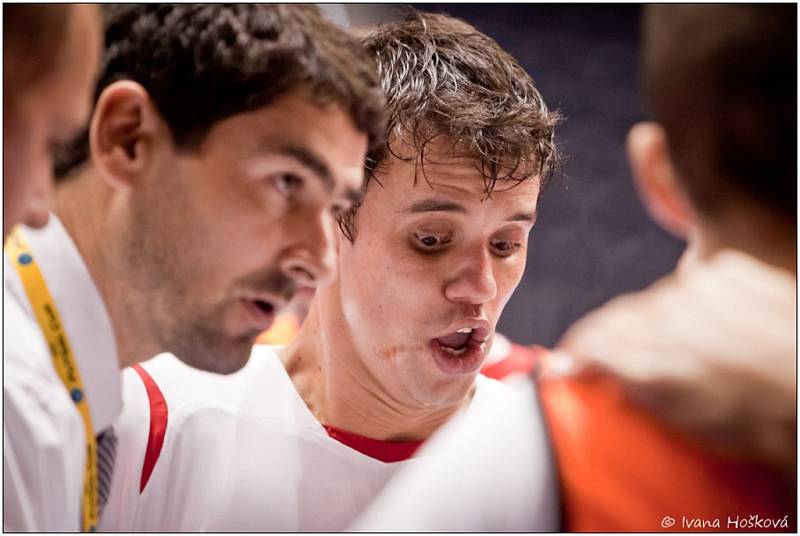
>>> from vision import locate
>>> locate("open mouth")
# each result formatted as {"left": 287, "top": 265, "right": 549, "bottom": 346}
{"left": 241, "top": 297, "right": 278, "bottom": 332}
{"left": 253, "top": 299, "right": 275, "bottom": 316}
{"left": 430, "top": 325, "right": 490, "bottom": 375}
{"left": 434, "top": 327, "right": 473, "bottom": 356}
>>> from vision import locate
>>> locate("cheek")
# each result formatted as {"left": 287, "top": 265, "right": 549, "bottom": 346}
{"left": 340, "top": 241, "right": 392, "bottom": 316}
{"left": 492, "top": 260, "right": 527, "bottom": 310}
{"left": 339, "top": 239, "right": 427, "bottom": 336}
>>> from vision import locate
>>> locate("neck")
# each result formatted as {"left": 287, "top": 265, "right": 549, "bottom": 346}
{"left": 55, "top": 170, "right": 156, "bottom": 370}
{"left": 693, "top": 209, "right": 796, "bottom": 275}
{"left": 282, "top": 296, "right": 471, "bottom": 442}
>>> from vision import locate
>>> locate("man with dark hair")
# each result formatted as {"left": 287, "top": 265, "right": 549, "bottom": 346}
{"left": 3, "top": 4, "right": 102, "bottom": 237}
{"left": 355, "top": 4, "right": 796, "bottom": 531}
{"left": 4, "top": 4, "right": 383, "bottom": 531}
{"left": 101, "top": 11, "right": 560, "bottom": 531}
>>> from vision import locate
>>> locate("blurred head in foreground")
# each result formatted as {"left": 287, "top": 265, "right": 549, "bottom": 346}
{"left": 3, "top": 4, "right": 102, "bottom": 237}
{"left": 537, "top": 6, "right": 797, "bottom": 531}
{"left": 629, "top": 4, "right": 796, "bottom": 271}
{"left": 552, "top": 1, "right": 796, "bottom": 500}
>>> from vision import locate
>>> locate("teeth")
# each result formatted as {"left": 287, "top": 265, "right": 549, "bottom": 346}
{"left": 440, "top": 345, "right": 468, "bottom": 356}
{"left": 456, "top": 327, "right": 472, "bottom": 333}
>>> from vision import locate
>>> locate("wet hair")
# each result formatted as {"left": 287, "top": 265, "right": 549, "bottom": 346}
{"left": 3, "top": 5, "right": 71, "bottom": 95}
{"left": 337, "top": 10, "right": 560, "bottom": 241}
{"left": 642, "top": 5, "right": 796, "bottom": 223}
{"left": 54, "top": 4, "right": 385, "bottom": 178}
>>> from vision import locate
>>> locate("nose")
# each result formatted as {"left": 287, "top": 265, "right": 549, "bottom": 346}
{"left": 20, "top": 175, "right": 54, "bottom": 230}
{"left": 444, "top": 245, "right": 497, "bottom": 305}
{"left": 279, "top": 212, "right": 337, "bottom": 288}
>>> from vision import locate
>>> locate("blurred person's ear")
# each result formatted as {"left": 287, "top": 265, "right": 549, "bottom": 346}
{"left": 89, "top": 81, "right": 163, "bottom": 191}
{"left": 626, "top": 122, "right": 695, "bottom": 240}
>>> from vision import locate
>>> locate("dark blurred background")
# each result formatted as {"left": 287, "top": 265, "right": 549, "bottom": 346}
{"left": 342, "top": 4, "right": 687, "bottom": 347}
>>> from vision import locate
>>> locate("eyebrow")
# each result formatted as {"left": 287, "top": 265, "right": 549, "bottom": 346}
{"left": 509, "top": 211, "right": 538, "bottom": 224}
{"left": 405, "top": 198, "right": 538, "bottom": 223}
{"left": 405, "top": 199, "right": 467, "bottom": 215}
{"left": 277, "top": 145, "right": 334, "bottom": 192}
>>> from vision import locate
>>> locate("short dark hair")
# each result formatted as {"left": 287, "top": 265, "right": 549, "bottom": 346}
{"left": 55, "top": 4, "right": 385, "bottom": 178}
{"left": 643, "top": 5, "right": 796, "bottom": 223}
{"left": 338, "top": 10, "right": 560, "bottom": 241}
{"left": 3, "top": 4, "right": 71, "bottom": 95}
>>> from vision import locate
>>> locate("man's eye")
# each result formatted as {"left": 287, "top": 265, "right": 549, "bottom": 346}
{"left": 414, "top": 233, "right": 450, "bottom": 251}
{"left": 272, "top": 173, "right": 305, "bottom": 198}
{"left": 491, "top": 240, "right": 521, "bottom": 257}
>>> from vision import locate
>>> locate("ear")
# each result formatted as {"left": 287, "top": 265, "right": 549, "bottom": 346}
{"left": 626, "top": 122, "right": 696, "bottom": 240}
{"left": 89, "top": 81, "right": 162, "bottom": 191}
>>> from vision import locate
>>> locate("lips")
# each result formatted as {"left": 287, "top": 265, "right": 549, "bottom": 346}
{"left": 430, "top": 319, "right": 492, "bottom": 375}
{"left": 436, "top": 330, "right": 471, "bottom": 351}
{"left": 240, "top": 297, "right": 279, "bottom": 332}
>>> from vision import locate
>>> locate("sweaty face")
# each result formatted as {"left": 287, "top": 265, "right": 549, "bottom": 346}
{"left": 121, "top": 93, "right": 367, "bottom": 373}
{"left": 3, "top": 5, "right": 101, "bottom": 238}
{"left": 336, "top": 143, "right": 540, "bottom": 407}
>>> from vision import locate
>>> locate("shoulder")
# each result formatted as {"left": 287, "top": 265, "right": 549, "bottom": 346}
{"left": 431, "top": 373, "right": 555, "bottom": 491}
{"left": 538, "top": 371, "right": 794, "bottom": 531}
{"left": 353, "top": 373, "right": 559, "bottom": 531}
{"left": 130, "top": 345, "right": 286, "bottom": 409}
{"left": 468, "top": 373, "right": 550, "bottom": 451}
{"left": 4, "top": 276, "right": 83, "bottom": 440}
{"left": 117, "top": 345, "right": 298, "bottom": 449}
{"left": 472, "top": 369, "right": 541, "bottom": 415}
{"left": 3, "top": 263, "right": 51, "bottom": 377}
{"left": 103, "top": 345, "right": 296, "bottom": 529}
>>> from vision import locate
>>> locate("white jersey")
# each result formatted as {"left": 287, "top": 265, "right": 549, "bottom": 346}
{"left": 100, "top": 345, "right": 525, "bottom": 531}
{"left": 4, "top": 217, "right": 122, "bottom": 531}
{"left": 351, "top": 376, "right": 560, "bottom": 531}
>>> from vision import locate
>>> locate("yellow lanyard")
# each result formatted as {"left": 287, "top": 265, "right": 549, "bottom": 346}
{"left": 5, "top": 226, "right": 99, "bottom": 532}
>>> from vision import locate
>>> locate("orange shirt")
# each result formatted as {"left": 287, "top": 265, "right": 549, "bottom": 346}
{"left": 538, "top": 371, "right": 795, "bottom": 532}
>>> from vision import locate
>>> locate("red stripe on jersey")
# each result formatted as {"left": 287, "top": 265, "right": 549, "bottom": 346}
{"left": 323, "top": 425, "right": 423, "bottom": 463}
{"left": 131, "top": 364, "right": 168, "bottom": 493}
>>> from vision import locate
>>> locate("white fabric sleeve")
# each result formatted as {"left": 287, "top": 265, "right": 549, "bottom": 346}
{"left": 3, "top": 366, "right": 84, "bottom": 531}
{"left": 350, "top": 377, "right": 560, "bottom": 532}
{"left": 97, "top": 367, "right": 152, "bottom": 531}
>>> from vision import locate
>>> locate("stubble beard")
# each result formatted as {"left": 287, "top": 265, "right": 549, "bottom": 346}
{"left": 156, "top": 304, "right": 257, "bottom": 374}
{"left": 121, "top": 194, "right": 254, "bottom": 374}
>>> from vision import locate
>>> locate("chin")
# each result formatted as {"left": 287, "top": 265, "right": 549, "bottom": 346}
{"left": 172, "top": 335, "right": 254, "bottom": 375}
{"left": 408, "top": 374, "right": 477, "bottom": 408}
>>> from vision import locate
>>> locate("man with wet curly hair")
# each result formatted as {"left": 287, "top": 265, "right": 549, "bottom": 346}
{"left": 4, "top": 4, "right": 383, "bottom": 531}
{"left": 356, "top": 4, "right": 796, "bottom": 532}
{"left": 102, "top": 10, "right": 560, "bottom": 531}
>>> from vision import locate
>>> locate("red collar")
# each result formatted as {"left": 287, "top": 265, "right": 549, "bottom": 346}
{"left": 323, "top": 425, "right": 423, "bottom": 463}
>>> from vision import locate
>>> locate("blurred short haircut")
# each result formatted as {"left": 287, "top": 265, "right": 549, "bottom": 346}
{"left": 643, "top": 5, "right": 796, "bottom": 224}
{"left": 54, "top": 4, "right": 385, "bottom": 179}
